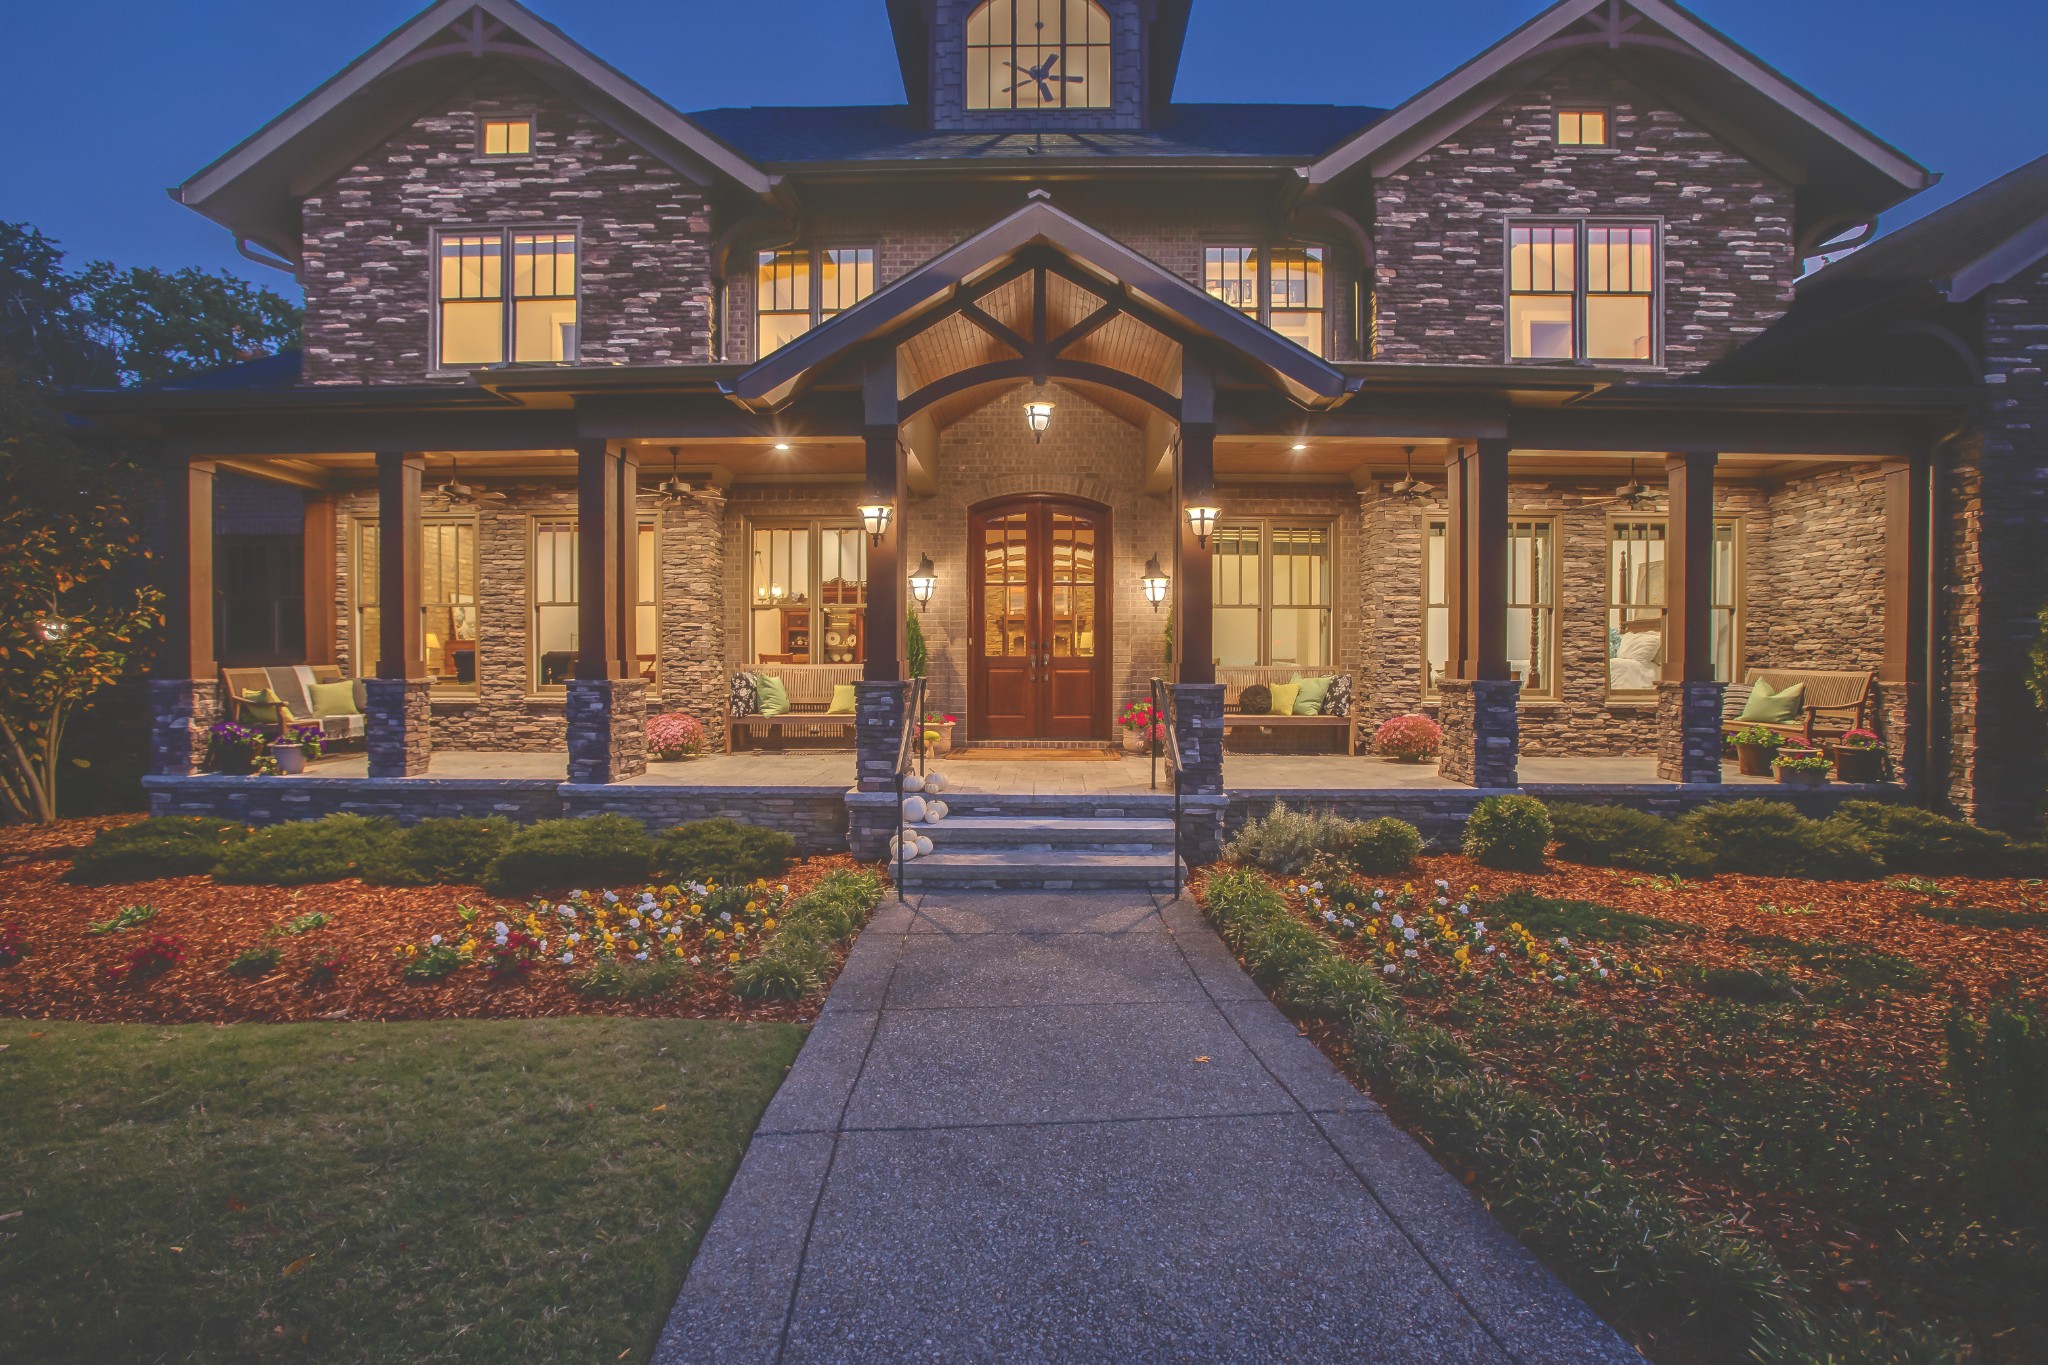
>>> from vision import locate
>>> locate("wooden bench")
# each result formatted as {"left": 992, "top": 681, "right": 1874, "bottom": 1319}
{"left": 727, "top": 665, "right": 863, "bottom": 752}
{"left": 1721, "top": 667, "right": 1877, "bottom": 747}
{"left": 221, "top": 666, "right": 366, "bottom": 744}
{"left": 1218, "top": 667, "right": 1354, "bottom": 755}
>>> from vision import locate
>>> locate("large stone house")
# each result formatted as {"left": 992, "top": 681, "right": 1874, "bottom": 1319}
{"left": 70, "top": 0, "right": 2047, "bottom": 861}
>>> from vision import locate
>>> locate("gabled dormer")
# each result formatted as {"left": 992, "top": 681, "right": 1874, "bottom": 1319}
{"left": 889, "top": 0, "right": 1191, "bottom": 131}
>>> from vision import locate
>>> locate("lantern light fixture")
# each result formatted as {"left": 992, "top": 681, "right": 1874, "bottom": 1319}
{"left": 37, "top": 618, "right": 71, "bottom": 643}
{"left": 858, "top": 500, "right": 893, "bottom": 543}
{"left": 1141, "top": 555, "right": 1170, "bottom": 611}
{"left": 909, "top": 554, "right": 938, "bottom": 610}
{"left": 1185, "top": 503, "right": 1221, "bottom": 547}
{"left": 1023, "top": 400, "right": 1056, "bottom": 442}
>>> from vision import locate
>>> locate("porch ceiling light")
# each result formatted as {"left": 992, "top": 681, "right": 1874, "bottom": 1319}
{"left": 1185, "top": 503, "right": 1221, "bottom": 548}
{"left": 1141, "top": 555, "right": 1170, "bottom": 611}
{"left": 1024, "top": 400, "right": 1055, "bottom": 443}
{"left": 909, "top": 554, "right": 938, "bottom": 611}
{"left": 858, "top": 500, "right": 894, "bottom": 543}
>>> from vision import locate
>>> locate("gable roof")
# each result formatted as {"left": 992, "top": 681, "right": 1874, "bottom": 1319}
{"left": 1306, "top": 0, "right": 1931, "bottom": 248}
{"left": 176, "top": 0, "right": 770, "bottom": 263}
{"left": 687, "top": 102, "right": 1387, "bottom": 167}
{"left": 726, "top": 196, "right": 1353, "bottom": 412}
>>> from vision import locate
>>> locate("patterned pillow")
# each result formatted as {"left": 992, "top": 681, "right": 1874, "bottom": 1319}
{"left": 1321, "top": 673, "right": 1354, "bottom": 718}
{"left": 729, "top": 671, "right": 760, "bottom": 719}
{"left": 1239, "top": 683, "right": 1272, "bottom": 716}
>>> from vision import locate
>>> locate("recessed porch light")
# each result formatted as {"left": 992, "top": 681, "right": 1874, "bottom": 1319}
{"left": 773, "top": 442, "right": 791, "bottom": 451}
{"left": 1291, "top": 443, "right": 1308, "bottom": 452}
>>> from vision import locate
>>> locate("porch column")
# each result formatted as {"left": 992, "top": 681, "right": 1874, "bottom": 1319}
{"left": 855, "top": 344, "right": 910, "bottom": 820}
{"left": 1881, "top": 450, "right": 1934, "bottom": 792}
{"left": 1438, "top": 440, "right": 1518, "bottom": 788}
{"left": 1658, "top": 451, "right": 1725, "bottom": 784}
{"left": 302, "top": 493, "right": 337, "bottom": 667}
{"left": 366, "top": 451, "right": 432, "bottom": 778}
{"left": 566, "top": 440, "right": 647, "bottom": 784}
{"left": 148, "top": 458, "right": 219, "bottom": 777}
{"left": 1175, "top": 355, "right": 1217, "bottom": 686}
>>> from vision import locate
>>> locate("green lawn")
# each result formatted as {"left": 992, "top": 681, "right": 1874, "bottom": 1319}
{"left": 0, "top": 1017, "right": 804, "bottom": 1363}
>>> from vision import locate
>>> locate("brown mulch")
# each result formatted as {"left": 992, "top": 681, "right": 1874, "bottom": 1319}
{"left": 0, "top": 823, "right": 876, "bottom": 1025}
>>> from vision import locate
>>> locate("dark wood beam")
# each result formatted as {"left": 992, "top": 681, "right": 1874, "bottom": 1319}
{"left": 302, "top": 493, "right": 338, "bottom": 667}
{"left": 159, "top": 459, "right": 216, "bottom": 680}
{"left": 1466, "top": 439, "right": 1511, "bottom": 681}
{"left": 1663, "top": 452, "right": 1718, "bottom": 684}
{"left": 614, "top": 448, "right": 641, "bottom": 679}
{"left": 1050, "top": 300, "right": 1123, "bottom": 357}
{"left": 374, "top": 452, "right": 426, "bottom": 680}
{"left": 863, "top": 345, "right": 904, "bottom": 683}
{"left": 1177, "top": 352, "right": 1217, "bottom": 686}
{"left": 575, "top": 441, "right": 624, "bottom": 682}
{"left": 1882, "top": 453, "right": 1934, "bottom": 790}
{"left": 958, "top": 302, "right": 1031, "bottom": 358}
{"left": 1441, "top": 447, "right": 1470, "bottom": 684}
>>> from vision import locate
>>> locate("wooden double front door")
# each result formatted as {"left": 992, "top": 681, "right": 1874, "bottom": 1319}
{"left": 968, "top": 496, "right": 1112, "bottom": 741}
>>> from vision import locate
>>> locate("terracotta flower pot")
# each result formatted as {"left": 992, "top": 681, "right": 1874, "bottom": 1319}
{"left": 1734, "top": 742, "right": 1777, "bottom": 778}
{"left": 1834, "top": 746, "right": 1884, "bottom": 784}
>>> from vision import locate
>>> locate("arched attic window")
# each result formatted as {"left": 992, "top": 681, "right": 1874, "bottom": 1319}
{"left": 966, "top": 0, "right": 1113, "bottom": 111}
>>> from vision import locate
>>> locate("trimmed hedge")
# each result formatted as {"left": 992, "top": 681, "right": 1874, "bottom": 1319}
{"left": 1831, "top": 801, "right": 2010, "bottom": 875}
{"left": 1677, "top": 801, "right": 1881, "bottom": 881}
{"left": 1346, "top": 817, "right": 1424, "bottom": 876}
{"left": 361, "top": 817, "right": 513, "bottom": 887}
{"left": 212, "top": 815, "right": 399, "bottom": 886}
{"left": 1462, "top": 794, "right": 1552, "bottom": 870}
{"left": 67, "top": 817, "right": 253, "bottom": 885}
{"left": 651, "top": 819, "right": 796, "bottom": 888}
{"left": 1224, "top": 804, "right": 1424, "bottom": 878}
{"left": 730, "top": 868, "right": 885, "bottom": 1001}
{"left": 1545, "top": 803, "right": 1713, "bottom": 877}
{"left": 482, "top": 816, "right": 652, "bottom": 896}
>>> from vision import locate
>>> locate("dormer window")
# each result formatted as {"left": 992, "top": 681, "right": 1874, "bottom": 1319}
{"left": 1556, "top": 109, "right": 1609, "bottom": 147}
{"left": 480, "top": 117, "right": 533, "bottom": 156}
{"left": 965, "top": 0, "right": 1112, "bottom": 111}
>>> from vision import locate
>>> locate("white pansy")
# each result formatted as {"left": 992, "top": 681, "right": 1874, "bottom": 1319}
{"left": 560, "top": 951, "right": 574, "bottom": 964}
{"left": 1403, "top": 927, "right": 1418, "bottom": 941}
{"left": 1391, "top": 914, "right": 1405, "bottom": 929}
{"left": 429, "top": 934, "right": 443, "bottom": 946}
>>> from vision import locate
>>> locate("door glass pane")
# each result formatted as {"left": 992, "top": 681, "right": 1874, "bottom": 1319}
{"left": 1049, "top": 513, "right": 1095, "bottom": 658}
{"left": 983, "top": 514, "right": 1029, "bottom": 658}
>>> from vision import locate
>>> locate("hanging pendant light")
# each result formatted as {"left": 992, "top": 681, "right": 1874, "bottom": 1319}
{"left": 1023, "top": 400, "right": 1055, "bottom": 442}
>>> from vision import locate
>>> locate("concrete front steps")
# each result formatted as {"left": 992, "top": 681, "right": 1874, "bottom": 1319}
{"left": 895, "top": 794, "right": 1183, "bottom": 892}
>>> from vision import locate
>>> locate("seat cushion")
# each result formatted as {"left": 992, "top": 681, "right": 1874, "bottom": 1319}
{"left": 756, "top": 674, "right": 791, "bottom": 717}
{"left": 1739, "top": 678, "right": 1806, "bottom": 725}
{"left": 308, "top": 680, "right": 360, "bottom": 717}
{"left": 1267, "top": 682, "right": 1300, "bottom": 719}
{"left": 825, "top": 683, "right": 857, "bottom": 716}
{"left": 1290, "top": 675, "right": 1334, "bottom": 716}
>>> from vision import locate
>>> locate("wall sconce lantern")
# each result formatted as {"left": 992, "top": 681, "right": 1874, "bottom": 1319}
{"left": 1185, "top": 503, "right": 1221, "bottom": 547}
{"left": 1141, "top": 555, "right": 1170, "bottom": 611}
{"left": 36, "top": 618, "right": 72, "bottom": 643}
{"left": 858, "top": 500, "right": 893, "bottom": 543}
{"left": 1023, "top": 400, "right": 1055, "bottom": 443}
{"left": 909, "top": 554, "right": 938, "bottom": 611}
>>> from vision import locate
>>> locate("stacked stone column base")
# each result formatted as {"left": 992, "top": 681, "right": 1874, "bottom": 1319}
{"left": 364, "top": 678, "right": 434, "bottom": 779}
{"left": 566, "top": 678, "right": 649, "bottom": 785}
{"left": 1656, "top": 680, "right": 1726, "bottom": 784}
{"left": 1437, "top": 678, "right": 1520, "bottom": 788}
{"left": 853, "top": 681, "right": 913, "bottom": 794}
{"left": 1170, "top": 683, "right": 1226, "bottom": 865}
{"left": 148, "top": 679, "right": 220, "bottom": 777}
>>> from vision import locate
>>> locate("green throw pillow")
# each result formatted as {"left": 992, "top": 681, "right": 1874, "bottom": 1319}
{"left": 756, "top": 673, "right": 791, "bottom": 717}
{"left": 308, "top": 680, "right": 360, "bottom": 717}
{"left": 239, "top": 688, "right": 293, "bottom": 728}
{"left": 1738, "top": 678, "right": 1805, "bottom": 726}
{"left": 1290, "top": 675, "right": 1333, "bottom": 716}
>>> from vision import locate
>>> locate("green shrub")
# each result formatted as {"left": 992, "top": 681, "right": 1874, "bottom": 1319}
{"left": 1947, "top": 998, "right": 2048, "bottom": 1231}
{"left": 1462, "top": 794, "right": 1552, "bottom": 870}
{"left": 572, "top": 959, "right": 692, "bottom": 1000}
{"left": 361, "top": 817, "right": 514, "bottom": 887}
{"left": 1831, "top": 801, "right": 2010, "bottom": 875}
{"left": 1545, "top": 802, "right": 1713, "bottom": 876}
{"left": 1692, "top": 965, "right": 1802, "bottom": 1004}
{"left": 1346, "top": 817, "right": 1423, "bottom": 875}
{"left": 212, "top": 815, "right": 398, "bottom": 886}
{"left": 68, "top": 817, "right": 253, "bottom": 884}
{"left": 1223, "top": 802, "right": 1329, "bottom": 874}
{"left": 1677, "top": 800, "right": 1881, "bottom": 881}
{"left": 730, "top": 940, "right": 831, "bottom": 1001}
{"left": 649, "top": 819, "right": 795, "bottom": 888}
{"left": 225, "top": 945, "right": 281, "bottom": 979}
{"left": 482, "top": 815, "right": 651, "bottom": 896}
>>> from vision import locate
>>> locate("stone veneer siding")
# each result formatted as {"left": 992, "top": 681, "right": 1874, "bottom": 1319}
{"left": 299, "top": 65, "right": 712, "bottom": 384}
{"left": 1372, "top": 55, "right": 1799, "bottom": 373}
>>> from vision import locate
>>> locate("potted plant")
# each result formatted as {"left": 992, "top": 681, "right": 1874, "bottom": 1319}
{"left": 204, "top": 721, "right": 265, "bottom": 776}
{"left": 1730, "top": 725, "right": 1786, "bottom": 778}
{"left": 923, "top": 711, "right": 958, "bottom": 756}
{"left": 646, "top": 713, "right": 708, "bottom": 762}
{"left": 268, "top": 724, "right": 325, "bottom": 776}
{"left": 1374, "top": 713, "right": 1443, "bottom": 763}
{"left": 1832, "top": 728, "right": 1885, "bottom": 783}
{"left": 1774, "top": 751, "right": 1832, "bottom": 788}
{"left": 1117, "top": 698, "right": 1164, "bottom": 755}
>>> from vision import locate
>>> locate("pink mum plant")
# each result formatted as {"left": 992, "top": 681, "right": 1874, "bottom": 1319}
{"left": 1374, "top": 713, "right": 1443, "bottom": 762}
{"left": 1837, "top": 728, "right": 1883, "bottom": 750}
{"left": 646, "top": 713, "right": 708, "bottom": 760}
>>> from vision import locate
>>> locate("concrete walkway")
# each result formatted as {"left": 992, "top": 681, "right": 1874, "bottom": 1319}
{"left": 656, "top": 892, "right": 1641, "bottom": 1364}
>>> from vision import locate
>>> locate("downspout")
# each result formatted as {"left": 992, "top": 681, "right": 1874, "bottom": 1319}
{"left": 236, "top": 237, "right": 301, "bottom": 282}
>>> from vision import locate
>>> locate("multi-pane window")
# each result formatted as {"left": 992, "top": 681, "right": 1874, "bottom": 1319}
{"left": 214, "top": 535, "right": 305, "bottom": 664}
{"left": 528, "top": 520, "right": 660, "bottom": 691}
{"left": 480, "top": 117, "right": 533, "bottom": 156}
{"left": 637, "top": 522, "right": 660, "bottom": 684}
{"left": 1556, "top": 109, "right": 1608, "bottom": 147}
{"left": 1508, "top": 221, "right": 1658, "bottom": 363}
{"left": 1421, "top": 518, "right": 1559, "bottom": 698}
{"left": 353, "top": 520, "right": 477, "bottom": 692}
{"left": 965, "top": 0, "right": 1112, "bottom": 111}
{"left": 749, "top": 523, "right": 868, "bottom": 665}
{"left": 1606, "top": 519, "right": 1742, "bottom": 692}
{"left": 755, "top": 246, "right": 877, "bottom": 358}
{"left": 1212, "top": 520, "right": 1333, "bottom": 668}
{"left": 1202, "top": 246, "right": 1327, "bottom": 356}
{"left": 438, "top": 229, "right": 578, "bottom": 368}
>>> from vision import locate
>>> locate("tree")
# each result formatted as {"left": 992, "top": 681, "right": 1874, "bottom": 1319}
{"left": 0, "top": 223, "right": 115, "bottom": 389}
{"left": 78, "top": 262, "right": 300, "bottom": 388}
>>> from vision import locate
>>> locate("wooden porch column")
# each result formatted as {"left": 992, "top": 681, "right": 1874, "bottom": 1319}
{"left": 566, "top": 440, "right": 648, "bottom": 784}
{"left": 1658, "top": 451, "right": 1725, "bottom": 784}
{"left": 612, "top": 447, "right": 641, "bottom": 680}
{"left": 1437, "top": 440, "right": 1517, "bottom": 787}
{"left": 147, "top": 458, "right": 218, "bottom": 777}
{"left": 862, "top": 347, "right": 905, "bottom": 682}
{"left": 374, "top": 452, "right": 425, "bottom": 680}
{"left": 1465, "top": 438, "right": 1511, "bottom": 682}
{"left": 1176, "top": 353, "right": 1217, "bottom": 686}
{"left": 1440, "top": 446, "right": 1471, "bottom": 684}
{"left": 1882, "top": 451, "right": 1934, "bottom": 792}
{"left": 575, "top": 440, "right": 625, "bottom": 682}
{"left": 302, "top": 493, "right": 337, "bottom": 667}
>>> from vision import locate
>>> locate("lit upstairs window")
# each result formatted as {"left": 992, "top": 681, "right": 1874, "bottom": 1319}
{"left": 481, "top": 118, "right": 533, "bottom": 156}
{"left": 1556, "top": 109, "right": 1608, "bottom": 147}
{"left": 966, "top": 0, "right": 1112, "bottom": 111}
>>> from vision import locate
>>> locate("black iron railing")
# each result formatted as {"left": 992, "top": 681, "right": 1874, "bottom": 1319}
{"left": 1150, "top": 677, "right": 1183, "bottom": 900}
{"left": 894, "top": 676, "right": 929, "bottom": 903}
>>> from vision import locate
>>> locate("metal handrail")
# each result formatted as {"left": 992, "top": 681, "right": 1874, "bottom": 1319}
{"left": 894, "top": 675, "right": 928, "bottom": 903}
{"left": 1150, "top": 677, "right": 1183, "bottom": 899}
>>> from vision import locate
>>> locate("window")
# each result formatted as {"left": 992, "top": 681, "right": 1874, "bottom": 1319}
{"left": 438, "top": 229, "right": 578, "bottom": 368}
{"left": 637, "top": 522, "right": 660, "bottom": 684}
{"left": 526, "top": 519, "right": 661, "bottom": 691}
{"left": 214, "top": 535, "right": 304, "bottom": 664}
{"left": 749, "top": 523, "right": 867, "bottom": 665}
{"left": 1203, "top": 246, "right": 1326, "bottom": 356}
{"left": 1421, "top": 518, "right": 1559, "bottom": 698}
{"left": 480, "top": 117, "right": 533, "bottom": 156}
{"left": 352, "top": 520, "right": 477, "bottom": 691}
{"left": 965, "top": 0, "right": 1112, "bottom": 111}
{"left": 1508, "top": 221, "right": 1657, "bottom": 363}
{"left": 755, "top": 246, "right": 877, "bottom": 358}
{"left": 1606, "top": 519, "right": 1743, "bottom": 692}
{"left": 1212, "top": 520, "right": 1333, "bottom": 668}
{"left": 1556, "top": 109, "right": 1608, "bottom": 147}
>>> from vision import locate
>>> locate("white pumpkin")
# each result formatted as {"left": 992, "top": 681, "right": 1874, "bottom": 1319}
{"left": 923, "top": 770, "right": 949, "bottom": 793}
{"left": 914, "top": 835, "right": 934, "bottom": 857}
{"left": 902, "top": 773, "right": 925, "bottom": 793}
{"left": 901, "top": 794, "right": 928, "bottom": 823}
{"left": 925, "top": 799, "right": 949, "bottom": 824}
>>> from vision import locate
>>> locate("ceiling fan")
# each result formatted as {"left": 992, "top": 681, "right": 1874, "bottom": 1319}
{"left": 1593, "top": 458, "right": 1657, "bottom": 508}
{"left": 654, "top": 448, "right": 726, "bottom": 508}
{"left": 436, "top": 457, "right": 508, "bottom": 507}
{"left": 1389, "top": 447, "right": 1436, "bottom": 500}
{"left": 1004, "top": 48, "right": 1085, "bottom": 104}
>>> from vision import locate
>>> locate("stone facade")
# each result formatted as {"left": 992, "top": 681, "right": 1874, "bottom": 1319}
{"left": 148, "top": 680, "right": 219, "bottom": 778}
{"left": 1437, "top": 678, "right": 1520, "bottom": 788}
{"left": 566, "top": 678, "right": 648, "bottom": 785}
{"left": 1656, "top": 680, "right": 1725, "bottom": 784}
{"left": 300, "top": 66, "right": 712, "bottom": 384}
{"left": 364, "top": 678, "right": 433, "bottom": 778}
{"left": 1372, "top": 55, "right": 1799, "bottom": 373}
{"left": 1170, "top": 682, "right": 1226, "bottom": 865}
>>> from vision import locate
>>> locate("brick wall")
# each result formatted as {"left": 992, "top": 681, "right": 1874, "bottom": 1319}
{"left": 300, "top": 65, "right": 713, "bottom": 384}
{"left": 1372, "top": 55, "right": 1799, "bottom": 372}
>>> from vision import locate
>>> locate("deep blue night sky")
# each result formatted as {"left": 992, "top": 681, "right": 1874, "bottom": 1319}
{"left": 5, "top": 0, "right": 2039, "bottom": 293}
